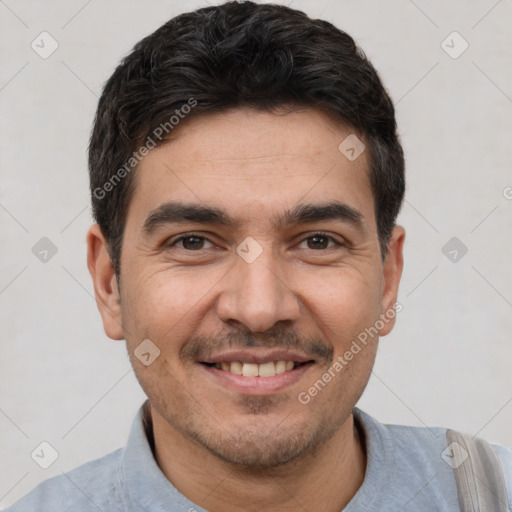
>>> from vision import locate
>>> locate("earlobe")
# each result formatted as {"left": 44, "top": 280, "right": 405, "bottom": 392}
{"left": 379, "top": 225, "right": 405, "bottom": 336}
{"left": 86, "top": 224, "right": 124, "bottom": 340}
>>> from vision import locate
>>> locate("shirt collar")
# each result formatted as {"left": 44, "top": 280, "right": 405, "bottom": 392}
{"left": 344, "top": 407, "right": 392, "bottom": 510}
{"left": 120, "top": 399, "right": 209, "bottom": 511}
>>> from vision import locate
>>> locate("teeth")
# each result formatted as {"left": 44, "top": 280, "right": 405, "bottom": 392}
{"left": 242, "top": 363, "right": 259, "bottom": 377}
{"left": 213, "top": 360, "right": 300, "bottom": 377}
{"left": 230, "top": 361, "right": 243, "bottom": 375}
{"left": 258, "top": 361, "right": 276, "bottom": 377}
{"left": 275, "top": 361, "right": 287, "bottom": 374}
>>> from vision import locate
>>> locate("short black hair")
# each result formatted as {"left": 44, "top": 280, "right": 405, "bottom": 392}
{"left": 88, "top": 0, "right": 405, "bottom": 279}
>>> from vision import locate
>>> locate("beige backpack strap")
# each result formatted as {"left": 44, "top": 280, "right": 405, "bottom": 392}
{"left": 446, "top": 429, "right": 509, "bottom": 511}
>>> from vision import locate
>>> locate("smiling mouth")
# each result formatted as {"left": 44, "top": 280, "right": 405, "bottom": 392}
{"left": 201, "top": 360, "right": 313, "bottom": 377}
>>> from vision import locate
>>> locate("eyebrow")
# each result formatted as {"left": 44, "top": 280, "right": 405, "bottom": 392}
{"left": 142, "top": 200, "right": 364, "bottom": 234}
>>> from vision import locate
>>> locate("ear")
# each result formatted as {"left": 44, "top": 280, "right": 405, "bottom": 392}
{"left": 379, "top": 225, "right": 405, "bottom": 336}
{"left": 86, "top": 224, "right": 124, "bottom": 340}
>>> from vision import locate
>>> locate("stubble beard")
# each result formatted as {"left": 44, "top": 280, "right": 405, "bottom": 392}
{"left": 176, "top": 392, "right": 349, "bottom": 470}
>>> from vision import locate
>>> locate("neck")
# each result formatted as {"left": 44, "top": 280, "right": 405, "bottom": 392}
{"left": 148, "top": 406, "right": 367, "bottom": 512}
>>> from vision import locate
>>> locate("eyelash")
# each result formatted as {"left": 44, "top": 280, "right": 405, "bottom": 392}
{"left": 167, "top": 231, "right": 346, "bottom": 251}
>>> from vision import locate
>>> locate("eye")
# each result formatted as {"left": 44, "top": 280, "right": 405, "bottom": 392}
{"left": 298, "top": 232, "right": 344, "bottom": 250}
{"left": 168, "top": 233, "right": 215, "bottom": 251}
{"left": 165, "top": 231, "right": 345, "bottom": 252}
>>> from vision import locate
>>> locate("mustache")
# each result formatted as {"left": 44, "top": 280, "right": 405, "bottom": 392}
{"left": 180, "top": 327, "right": 333, "bottom": 364}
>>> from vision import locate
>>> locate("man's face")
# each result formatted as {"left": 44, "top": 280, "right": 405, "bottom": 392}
{"left": 90, "top": 107, "right": 404, "bottom": 467}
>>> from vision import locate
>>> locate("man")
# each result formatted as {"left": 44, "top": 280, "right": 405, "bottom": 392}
{"left": 7, "top": 1, "right": 511, "bottom": 511}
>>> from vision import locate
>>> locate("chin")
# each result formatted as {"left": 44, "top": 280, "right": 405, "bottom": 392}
{"left": 187, "top": 411, "right": 341, "bottom": 469}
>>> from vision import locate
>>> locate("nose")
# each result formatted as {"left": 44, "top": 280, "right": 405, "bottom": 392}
{"left": 216, "top": 246, "right": 301, "bottom": 333}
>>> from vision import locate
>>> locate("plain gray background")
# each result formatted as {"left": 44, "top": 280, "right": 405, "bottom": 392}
{"left": 1, "top": 0, "right": 511, "bottom": 507}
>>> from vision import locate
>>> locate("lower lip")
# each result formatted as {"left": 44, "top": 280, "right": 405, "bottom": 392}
{"left": 199, "top": 362, "right": 314, "bottom": 394}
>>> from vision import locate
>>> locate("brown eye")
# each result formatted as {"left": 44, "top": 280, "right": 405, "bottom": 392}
{"left": 299, "top": 233, "right": 341, "bottom": 250}
{"left": 307, "top": 234, "right": 329, "bottom": 249}
{"left": 169, "top": 234, "right": 214, "bottom": 250}
{"left": 181, "top": 236, "right": 205, "bottom": 250}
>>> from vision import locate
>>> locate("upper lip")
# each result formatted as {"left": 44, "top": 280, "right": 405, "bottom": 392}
{"left": 200, "top": 349, "right": 314, "bottom": 365}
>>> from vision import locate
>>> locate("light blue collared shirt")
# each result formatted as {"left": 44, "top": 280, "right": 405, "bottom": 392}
{"left": 6, "top": 400, "right": 512, "bottom": 511}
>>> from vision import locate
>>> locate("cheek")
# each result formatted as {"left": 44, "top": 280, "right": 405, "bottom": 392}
{"left": 301, "top": 267, "right": 382, "bottom": 339}
{"left": 121, "top": 267, "right": 222, "bottom": 348}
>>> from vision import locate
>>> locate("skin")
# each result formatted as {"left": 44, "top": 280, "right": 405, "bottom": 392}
{"left": 87, "top": 107, "right": 405, "bottom": 512}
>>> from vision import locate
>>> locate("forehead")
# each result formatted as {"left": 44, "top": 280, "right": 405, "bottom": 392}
{"left": 127, "top": 107, "right": 375, "bottom": 232}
